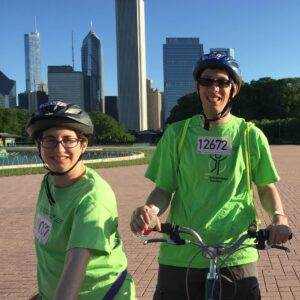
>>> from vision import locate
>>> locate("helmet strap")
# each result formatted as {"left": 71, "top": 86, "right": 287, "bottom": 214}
{"left": 41, "top": 150, "right": 84, "bottom": 206}
{"left": 43, "top": 173, "right": 56, "bottom": 205}
{"left": 198, "top": 86, "right": 234, "bottom": 131}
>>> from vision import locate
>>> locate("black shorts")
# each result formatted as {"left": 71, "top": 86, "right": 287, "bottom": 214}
{"left": 153, "top": 263, "right": 261, "bottom": 300}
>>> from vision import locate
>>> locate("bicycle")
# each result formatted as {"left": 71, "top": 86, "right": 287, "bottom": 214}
{"left": 143, "top": 221, "right": 292, "bottom": 300}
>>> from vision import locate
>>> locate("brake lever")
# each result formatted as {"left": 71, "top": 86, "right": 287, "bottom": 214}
{"left": 255, "top": 242, "right": 290, "bottom": 253}
{"left": 143, "top": 238, "right": 188, "bottom": 245}
{"left": 143, "top": 238, "right": 167, "bottom": 244}
{"left": 270, "top": 244, "right": 290, "bottom": 253}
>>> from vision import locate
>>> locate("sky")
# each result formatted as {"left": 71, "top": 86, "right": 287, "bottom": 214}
{"left": 1, "top": 0, "right": 300, "bottom": 98}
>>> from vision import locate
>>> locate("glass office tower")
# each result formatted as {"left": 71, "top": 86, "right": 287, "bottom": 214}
{"left": 81, "top": 29, "right": 104, "bottom": 112}
{"left": 115, "top": 0, "right": 148, "bottom": 131}
{"left": 163, "top": 38, "right": 204, "bottom": 120}
{"left": 24, "top": 32, "right": 42, "bottom": 92}
{"left": 48, "top": 66, "right": 84, "bottom": 108}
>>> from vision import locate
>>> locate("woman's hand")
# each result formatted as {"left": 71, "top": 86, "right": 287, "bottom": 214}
{"left": 54, "top": 248, "right": 91, "bottom": 300}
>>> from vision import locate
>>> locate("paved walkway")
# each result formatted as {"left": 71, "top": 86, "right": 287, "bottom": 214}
{"left": 0, "top": 145, "right": 299, "bottom": 299}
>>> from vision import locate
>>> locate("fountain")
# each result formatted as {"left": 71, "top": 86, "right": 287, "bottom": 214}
{"left": 0, "top": 148, "right": 144, "bottom": 170}
{"left": 0, "top": 148, "right": 8, "bottom": 157}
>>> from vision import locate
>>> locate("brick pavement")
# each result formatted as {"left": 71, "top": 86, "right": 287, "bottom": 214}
{"left": 0, "top": 145, "right": 299, "bottom": 299}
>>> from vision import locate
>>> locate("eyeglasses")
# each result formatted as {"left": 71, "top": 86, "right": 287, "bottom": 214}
{"left": 198, "top": 78, "right": 232, "bottom": 88}
{"left": 40, "top": 137, "right": 82, "bottom": 149}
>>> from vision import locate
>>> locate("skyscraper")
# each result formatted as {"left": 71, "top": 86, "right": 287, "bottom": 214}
{"left": 18, "top": 91, "right": 48, "bottom": 111}
{"left": 115, "top": 0, "right": 147, "bottom": 131}
{"left": 81, "top": 26, "right": 104, "bottom": 112}
{"left": 147, "top": 79, "right": 162, "bottom": 130}
{"left": 48, "top": 66, "right": 84, "bottom": 108}
{"left": 163, "top": 38, "right": 204, "bottom": 120}
{"left": 0, "top": 71, "right": 16, "bottom": 108}
{"left": 105, "top": 96, "right": 119, "bottom": 121}
{"left": 24, "top": 31, "right": 42, "bottom": 92}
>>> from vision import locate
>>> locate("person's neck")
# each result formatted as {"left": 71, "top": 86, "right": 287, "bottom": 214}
{"left": 201, "top": 113, "right": 232, "bottom": 127}
{"left": 52, "top": 163, "right": 86, "bottom": 188}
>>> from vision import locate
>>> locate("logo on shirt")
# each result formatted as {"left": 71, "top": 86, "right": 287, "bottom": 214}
{"left": 206, "top": 154, "right": 229, "bottom": 183}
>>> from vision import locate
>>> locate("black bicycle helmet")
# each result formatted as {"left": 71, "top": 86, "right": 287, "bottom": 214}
{"left": 26, "top": 100, "right": 94, "bottom": 139}
{"left": 193, "top": 51, "right": 242, "bottom": 91}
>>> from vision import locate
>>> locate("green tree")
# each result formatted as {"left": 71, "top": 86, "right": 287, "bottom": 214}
{"left": 166, "top": 92, "right": 201, "bottom": 125}
{"left": 0, "top": 108, "right": 30, "bottom": 138}
{"left": 0, "top": 108, "right": 136, "bottom": 144}
{"left": 233, "top": 77, "right": 300, "bottom": 120}
{"left": 166, "top": 77, "right": 300, "bottom": 125}
{"left": 88, "top": 112, "right": 135, "bottom": 144}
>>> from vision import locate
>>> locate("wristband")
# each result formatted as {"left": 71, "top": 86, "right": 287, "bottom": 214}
{"left": 273, "top": 210, "right": 286, "bottom": 217}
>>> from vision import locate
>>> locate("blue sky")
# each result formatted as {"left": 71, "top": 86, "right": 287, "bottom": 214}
{"left": 1, "top": 0, "right": 300, "bottom": 97}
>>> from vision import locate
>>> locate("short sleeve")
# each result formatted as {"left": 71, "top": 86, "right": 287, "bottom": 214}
{"left": 145, "top": 124, "right": 182, "bottom": 192}
{"left": 250, "top": 127, "right": 280, "bottom": 186}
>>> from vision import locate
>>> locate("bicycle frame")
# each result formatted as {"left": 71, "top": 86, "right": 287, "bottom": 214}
{"left": 205, "top": 257, "right": 218, "bottom": 300}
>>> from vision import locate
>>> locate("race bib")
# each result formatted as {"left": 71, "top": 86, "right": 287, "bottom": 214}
{"left": 34, "top": 214, "right": 52, "bottom": 244}
{"left": 197, "top": 136, "right": 231, "bottom": 155}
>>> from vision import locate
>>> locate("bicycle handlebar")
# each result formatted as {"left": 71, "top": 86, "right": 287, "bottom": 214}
{"left": 145, "top": 222, "right": 292, "bottom": 256}
{"left": 143, "top": 223, "right": 292, "bottom": 300}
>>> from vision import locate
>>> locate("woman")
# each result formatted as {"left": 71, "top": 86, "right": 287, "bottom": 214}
{"left": 27, "top": 100, "right": 135, "bottom": 300}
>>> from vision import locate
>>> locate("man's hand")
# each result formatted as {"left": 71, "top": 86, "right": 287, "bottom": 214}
{"left": 267, "top": 215, "right": 292, "bottom": 244}
{"left": 130, "top": 205, "right": 161, "bottom": 235}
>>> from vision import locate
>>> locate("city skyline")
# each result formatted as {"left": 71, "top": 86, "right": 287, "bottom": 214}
{"left": 1, "top": 0, "right": 300, "bottom": 99}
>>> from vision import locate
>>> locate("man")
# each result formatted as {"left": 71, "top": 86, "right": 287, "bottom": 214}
{"left": 130, "top": 52, "right": 291, "bottom": 299}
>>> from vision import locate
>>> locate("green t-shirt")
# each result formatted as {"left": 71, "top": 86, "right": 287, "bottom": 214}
{"left": 146, "top": 115, "right": 279, "bottom": 268}
{"left": 34, "top": 167, "right": 135, "bottom": 299}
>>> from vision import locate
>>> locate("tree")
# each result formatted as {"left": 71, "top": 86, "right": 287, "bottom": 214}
{"left": 0, "top": 108, "right": 30, "bottom": 138}
{"left": 166, "top": 92, "right": 201, "bottom": 125}
{"left": 233, "top": 77, "right": 300, "bottom": 120}
{"left": 0, "top": 109, "right": 135, "bottom": 144}
{"left": 88, "top": 112, "right": 135, "bottom": 144}
{"left": 165, "top": 77, "right": 300, "bottom": 126}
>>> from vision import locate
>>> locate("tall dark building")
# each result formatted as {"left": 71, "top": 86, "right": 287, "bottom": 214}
{"left": 81, "top": 26, "right": 104, "bottom": 112}
{"left": 18, "top": 92, "right": 29, "bottom": 109}
{"left": 0, "top": 71, "right": 16, "bottom": 108}
{"left": 18, "top": 91, "right": 48, "bottom": 110}
{"left": 105, "top": 96, "right": 119, "bottom": 121}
